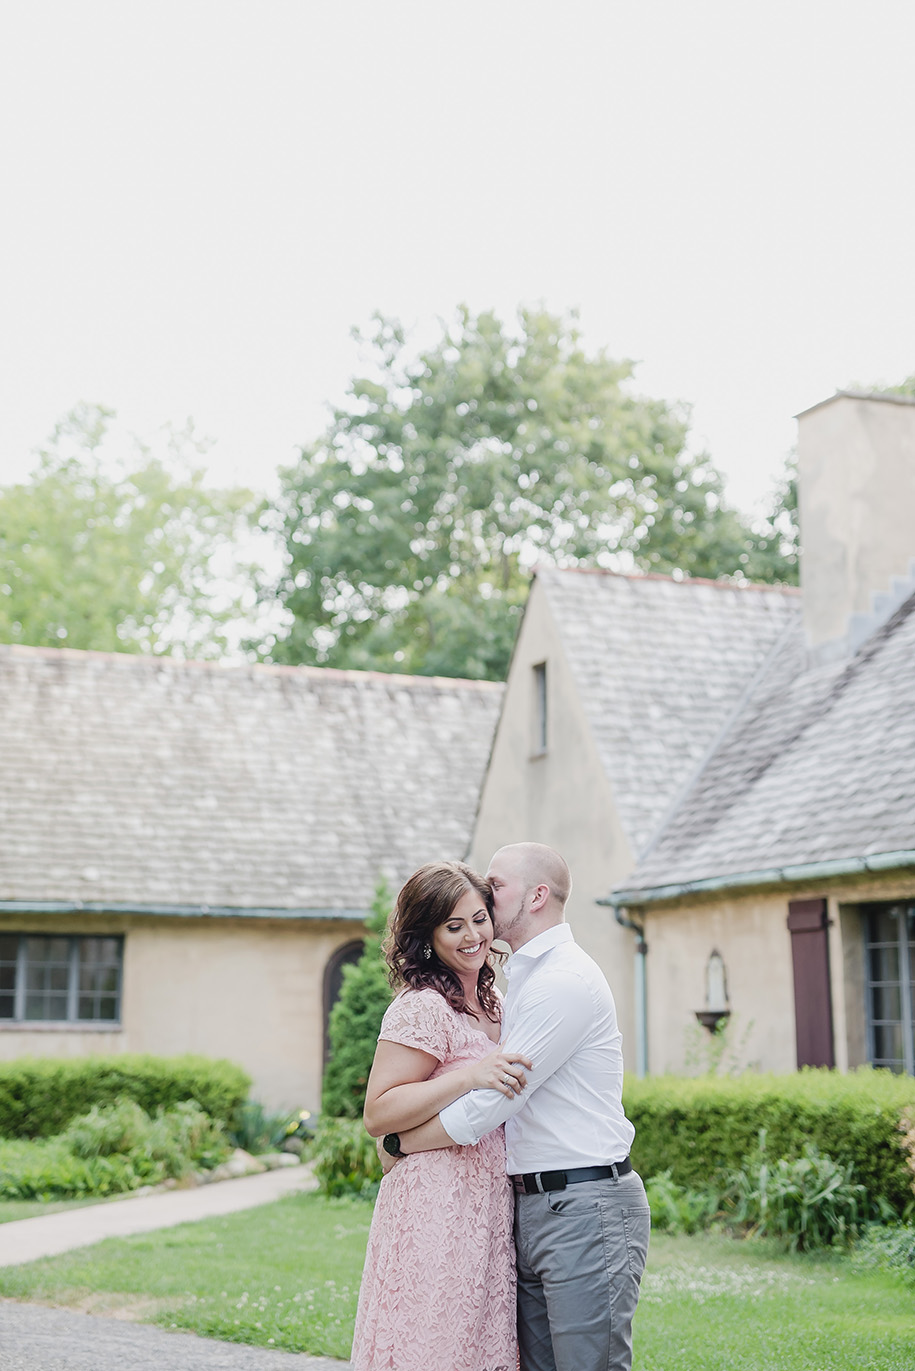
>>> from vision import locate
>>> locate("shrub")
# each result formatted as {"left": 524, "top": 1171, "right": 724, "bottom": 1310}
{"left": 61, "top": 1097, "right": 151, "bottom": 1158}
{"left": 321, "top": 879, "right": 394, "bottom": 1119}
{"left": 645, "top": 1170, "right": 724, "bottom": 1235}
{"left": 312, "top": 1116, "right": 382, "bottom": 1199}
{"left": 899, "top": 1106, "right": 915, "bottom": 1196}
{"left": 0, "top": 1097, "right": 230, "bottom": 1199}
{"left": 852, "top": 1222, "right": 915, "bottom": 1287}
{"left": 230, "top": 1101, "right": 313, "bottom": 1156}
{"left": 0, "top": 1136, "right": 142, "bottom": 1199}
{"left": 724, "top": 1131, "right": 865, "bottom": 1250}
{"left": 0, "top": 1053, "right": 249, "bottom": 1140}
{"left": 143, "top": 1100, "right": 230, "bottom": 1177}
{"left": 625, "top": 1068, "right": 915, "bottom": 1216}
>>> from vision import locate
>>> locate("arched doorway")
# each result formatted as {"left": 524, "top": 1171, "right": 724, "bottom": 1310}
{"left": 322, "top": 940, "right": 364, "bottom": 1064}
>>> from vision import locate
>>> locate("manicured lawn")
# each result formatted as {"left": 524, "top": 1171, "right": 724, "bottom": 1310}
{"left": 637, "top": 1231, "right": 915, "bottom": 1371}
{"left": 0, "top": 1194, "right": 912, "bottom": 1368}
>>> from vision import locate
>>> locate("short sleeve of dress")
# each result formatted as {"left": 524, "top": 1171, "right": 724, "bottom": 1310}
{"left": 378, "top": 989, "right": 452, "bottom": 1062}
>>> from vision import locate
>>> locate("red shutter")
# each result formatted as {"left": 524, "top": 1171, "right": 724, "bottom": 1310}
{"left": 787, "top": 898, "right": 834, "bottom": 1068}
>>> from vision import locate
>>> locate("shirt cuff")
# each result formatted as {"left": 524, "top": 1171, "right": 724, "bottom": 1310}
{"left": 438, "top": 1097, "right": 481, "bottom": 1146}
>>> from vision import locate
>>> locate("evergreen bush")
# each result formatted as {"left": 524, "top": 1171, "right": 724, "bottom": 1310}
{"left": 321, "top": 879, "right": 394, "bottom": 1119}
{"left": 0, "top": 1054, "right": 249, "bottom": 1139}
{"left": 625, "top": 1068, "right": 915, "bottom": 1216}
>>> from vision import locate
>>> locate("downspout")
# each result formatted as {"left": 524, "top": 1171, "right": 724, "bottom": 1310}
{"left": 599, "top": 898, "right": 648, "bottom": 1078}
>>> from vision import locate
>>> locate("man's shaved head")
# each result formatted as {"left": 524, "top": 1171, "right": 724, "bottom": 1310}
{"left": 492, "top": 842, "right": 572, "bottom": 908}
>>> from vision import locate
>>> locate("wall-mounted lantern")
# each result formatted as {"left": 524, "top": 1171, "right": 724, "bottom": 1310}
{"left": 694, "top": 948, "right": 730, "bottom": 1033}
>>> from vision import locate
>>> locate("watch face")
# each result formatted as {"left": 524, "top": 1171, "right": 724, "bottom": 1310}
{"left": 383, "top": 1133, "right": 401, "bottom": 1157}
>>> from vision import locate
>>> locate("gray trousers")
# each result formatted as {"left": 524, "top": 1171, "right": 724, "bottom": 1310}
{"left": 514, "top": 1170, "right": 650, "bottom": 1371}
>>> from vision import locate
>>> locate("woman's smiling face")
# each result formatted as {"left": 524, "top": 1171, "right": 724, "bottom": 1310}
{"left": 431, "top": 885, "right": 494, "bottom": 979}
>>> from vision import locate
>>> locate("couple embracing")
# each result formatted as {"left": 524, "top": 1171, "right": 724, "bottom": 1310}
{"left": 351, "top": 842, "right": 650, "bottom": 1371}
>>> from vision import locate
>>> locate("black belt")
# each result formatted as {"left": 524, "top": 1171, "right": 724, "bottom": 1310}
{"left": 511, "top": 1159, "right": 632, "bottom": 1195}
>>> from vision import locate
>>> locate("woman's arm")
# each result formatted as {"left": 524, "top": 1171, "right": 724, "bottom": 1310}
{"left": 362, "top": 1040, "right": 531, "bottom": 1137}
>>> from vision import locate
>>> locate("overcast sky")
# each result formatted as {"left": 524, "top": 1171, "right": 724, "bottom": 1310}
{"left": 1, "top": 1, "right": 913, "bottom": 516}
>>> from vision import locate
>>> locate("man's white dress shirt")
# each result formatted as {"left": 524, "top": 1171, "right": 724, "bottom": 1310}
{"left": 439, "top": 923, "right": 635, "bottom": 1174}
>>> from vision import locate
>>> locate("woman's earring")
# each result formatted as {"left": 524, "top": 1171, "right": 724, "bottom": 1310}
{"left": 423, "top": 942, "right": 431, "bottom": 961}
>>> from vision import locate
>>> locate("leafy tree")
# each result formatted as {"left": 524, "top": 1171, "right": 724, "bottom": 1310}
{"left": 740, "top": 455, "right": 799, "bottom": 586}
{"left": 266, "top": 307, "right": 793, "bottom": 679}
{"left": 321, "top": 879, "right": 393, "bottom": 1119}
{"left": 867, "top": 373, "right": 915, "bottom": 397}
{"left": 0, "top": 404, "right": 259, "bottom": 658}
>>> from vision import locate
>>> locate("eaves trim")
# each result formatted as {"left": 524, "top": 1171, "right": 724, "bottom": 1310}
{"left": 602, "top": 849, "right": 915, "bottom": 909}
{"left": 0, "top": 900, "right": 368, "bottom": 922}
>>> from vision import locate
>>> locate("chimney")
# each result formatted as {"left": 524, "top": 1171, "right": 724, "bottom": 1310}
{"left": 797, "top": 391, "right": 915, "bottom": 660}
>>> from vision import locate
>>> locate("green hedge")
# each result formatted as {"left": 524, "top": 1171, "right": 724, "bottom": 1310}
{"left": 624, "top": 1068, "right": 915, "bottom": 1216}
{"left": 0, "top": 1054, "right": 250, "bottom": 1140}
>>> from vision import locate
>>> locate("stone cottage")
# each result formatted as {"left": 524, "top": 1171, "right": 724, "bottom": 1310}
{"left": 0, "top": 650, "right": 501, "bottom": 1109}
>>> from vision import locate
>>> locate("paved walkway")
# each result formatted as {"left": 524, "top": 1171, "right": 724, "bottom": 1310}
{"left": 0, "top": 1166, "right": 317, "bottom": 1267}
{"left": 0, "top": 1301, "right": 349, "bottom": 1369}
{"left": 0, "top": 1167, "right": 351, "bottom": 1368}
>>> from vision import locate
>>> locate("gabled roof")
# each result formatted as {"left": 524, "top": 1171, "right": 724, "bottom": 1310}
{"left": 0, "top": 646, "right": 502, "bottom": 916}
{"left": 536, "top": 568, "right": 802, "bottom": 856}
{"left": 615, "top": 591, "right": 915, "bottom": 903}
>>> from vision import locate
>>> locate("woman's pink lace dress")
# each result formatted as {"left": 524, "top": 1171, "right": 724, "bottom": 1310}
{"left": 350, "top": 988, "right": 517, "bottom": 1371}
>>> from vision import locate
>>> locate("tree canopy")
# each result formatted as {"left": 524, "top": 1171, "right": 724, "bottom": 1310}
{"left": 0, "top": 404, "right": 259, "bottom": 658}
{"left": 266, "top": 307, "right": 796, "bottom": 680}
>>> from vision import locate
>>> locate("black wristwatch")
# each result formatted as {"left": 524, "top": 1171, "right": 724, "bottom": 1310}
{"left": 382, "top": 1133, "right": 405, "bottom": 1158}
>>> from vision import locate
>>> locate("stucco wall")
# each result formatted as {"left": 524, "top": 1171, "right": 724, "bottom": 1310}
{"left": 643, "top": 872, "right": 915, "bottom": 1074}
{"left": 644, "top": 890, "right": 798, "bottom": 1074}
{"left": 469, "top": 580, "right": 640, "bottom": 1061}
{"left": 0, "top": 913, "right": 361, "bottom": 1112}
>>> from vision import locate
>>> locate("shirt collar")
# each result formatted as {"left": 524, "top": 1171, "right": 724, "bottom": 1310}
{"left": 507, "top": 921, "right": 573, "bottom": 969}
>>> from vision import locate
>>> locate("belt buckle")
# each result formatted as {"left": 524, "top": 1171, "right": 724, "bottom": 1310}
{"left": 538, "top": 1169, "right": 566, "bottom": 1192}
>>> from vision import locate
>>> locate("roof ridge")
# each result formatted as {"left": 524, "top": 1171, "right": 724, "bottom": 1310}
{"left": 796, "top": 388, "right": 915, "bottom": 418}
{"left": 0, "top": 643, "right": 503, "bottom": 692}
{"left": 534, "top": 566, "right": 801, "bottom": 595}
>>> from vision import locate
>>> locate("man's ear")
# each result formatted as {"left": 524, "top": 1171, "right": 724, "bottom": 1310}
{"left": 530, "top": 883, "right": 550, "bottom": 912}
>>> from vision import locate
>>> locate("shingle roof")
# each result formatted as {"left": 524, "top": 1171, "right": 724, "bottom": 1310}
{"left": 537, "top": 569, "right": 802, "bottom": 856}
{"left": 616, "top": 591, "right": 915, "bottom": 899}
{"left": 0, "top": 647, "right": 502, "bottom": 914}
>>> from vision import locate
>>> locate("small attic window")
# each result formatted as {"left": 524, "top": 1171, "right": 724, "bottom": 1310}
{"left": 532, "top": 662, "right": 548, "bottom": 756}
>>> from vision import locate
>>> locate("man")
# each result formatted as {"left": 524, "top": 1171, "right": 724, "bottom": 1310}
{"left": 382, "top": 842, "right": 649, "bottom": 1371}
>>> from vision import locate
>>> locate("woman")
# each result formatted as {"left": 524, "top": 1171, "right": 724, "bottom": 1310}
{"left": 351, "top": 861, "right": 530, "bottom": 1371}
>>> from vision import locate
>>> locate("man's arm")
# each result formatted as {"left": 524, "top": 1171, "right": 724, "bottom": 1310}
{"left": 395, "top": 970, "right": 592, "bottom": 1156}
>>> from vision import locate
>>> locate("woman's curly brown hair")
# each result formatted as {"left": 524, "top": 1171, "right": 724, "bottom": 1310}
{"left": 386, "top": 861, "right": 504, "bottom": 1023}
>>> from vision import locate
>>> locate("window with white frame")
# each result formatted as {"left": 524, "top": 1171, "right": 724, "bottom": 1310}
{"left": 0, "top": 934, "right": 123, "bottom": 1024}
{"left": 864, "top": 903, "right": 914, "bottom": 1074}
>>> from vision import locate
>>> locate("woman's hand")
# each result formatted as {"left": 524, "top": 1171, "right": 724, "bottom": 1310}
{"left": 466, "top": 1048, "right": 533, "bottom": 1097}
{"left": 376, "top": 1136, "right": 399, "bottom": 1175}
